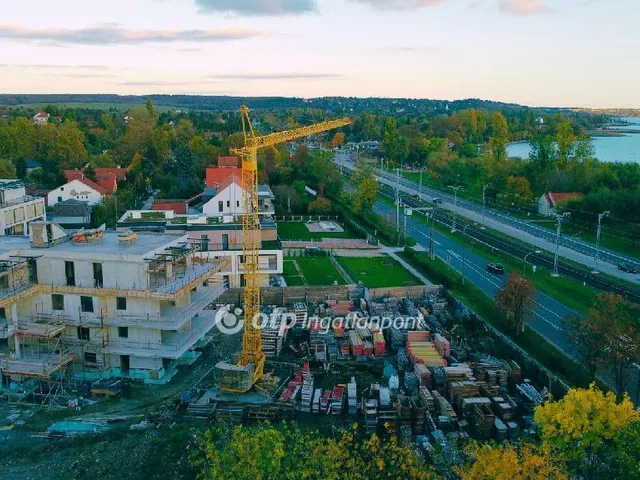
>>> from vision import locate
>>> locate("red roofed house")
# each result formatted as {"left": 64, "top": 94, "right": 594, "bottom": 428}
{"left": 538, "top": 192, "right": 583, "bottom": 216}
{"left": 205, "top": 167, "right": 242, "bottom": 190}
{"left": 217, "top": 156, "right": 240, "bottom": 168}
{"left": 32, "top": 111, "right": 50, "bottom": 125}
{"left": 65, "top": 167, "right": 127, "bottom": 195}
{"left": 47, "top": 176, "right": 109, "bottom": 207}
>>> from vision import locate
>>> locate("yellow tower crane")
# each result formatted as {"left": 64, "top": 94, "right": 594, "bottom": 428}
{"left": 216, "top": 105, "right": 350, "bottom": 393}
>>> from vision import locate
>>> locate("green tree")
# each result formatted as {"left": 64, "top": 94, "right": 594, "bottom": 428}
{"left": 383, "top": 117, "right": 408, "bottom": 166}
{"left": 352, "top": 166, "right": 378, "bottom": 214}
{"left": 54, "top": 120, "right": 88, "bottom": 168}
{"left": 0, "top": 159, "right": 17, "bottom": 178}
{"left": 308, "top": 197, "right": 332, "bottom": 214}
{"left": 489, "top": 112, "right": 509, "bottom": 161}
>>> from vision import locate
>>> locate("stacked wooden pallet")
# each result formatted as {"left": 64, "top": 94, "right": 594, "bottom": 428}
{"left": 407, "top": 342, "right": 445, "bottom": 367}
{"left": 448, "top": 381, "right": 480, "bottom": 412}
{"left": 293, "top": 302, "right": 308, "bottom": 327}
{"left": 433, "top": 334, "right": 450, "bottom": 358}
{"left": 411, "top": 396, "right": 427, "bottom": 434}
{"left": 396, "top": 396, "right": 413, "bottom": 428}
{"left": 418, "top": 386, "right": 435, "bottom": 412}
{"left": 471, "top": 404, "right": 495, "bottom": 441}
{"left": 373, "top": 330, "right": 386, "bottom": 356}
{"left": 349, "top": 330, "right": 364, "bottom": 356}
{"left": 414, "top": 364, "right": 431, "bottom": 387}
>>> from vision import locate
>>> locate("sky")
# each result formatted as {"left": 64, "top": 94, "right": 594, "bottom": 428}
{"left": 0, "top": 0, "right": 638, "bottom": 108}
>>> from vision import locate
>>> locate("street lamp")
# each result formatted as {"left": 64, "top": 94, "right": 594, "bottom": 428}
{"left": 481, "top": 183, "right": 492, "bottom": 230}
{"left": 552, "top": 213, "right": 570, "bottom": 277}
{"left": 523, "top": 250, "right": 543, "bottom": 277}
{"left": 593, "top": 210, "right": 610, "bottom": 274}
{"left": 448, "top": 185, "right": 463, "bottom": 232}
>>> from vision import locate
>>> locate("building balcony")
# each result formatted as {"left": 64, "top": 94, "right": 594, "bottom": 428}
{"left": 0, "top": 351, "right": 74, "bottom": 378}
{"left": 0, "top": 321, "right": 14, "bottom": 339}
{"left": 106, "top": 310, "right": 219, "bottom": 359}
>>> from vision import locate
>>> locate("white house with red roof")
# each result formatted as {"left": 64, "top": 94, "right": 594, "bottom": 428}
{"left": 538, "top": 192, "right": 583, "bottom": 216}
{"left": 47, "top": 177, "right": 109, "bottom": 207}
{"left": 202, "top": 167, "right": 274, "bottom": 219}
{"left": 64, "top": 167, "right": 127, "bottom": 195}
{"left": 32, "top": 111, "right": 50, "bottom": 125}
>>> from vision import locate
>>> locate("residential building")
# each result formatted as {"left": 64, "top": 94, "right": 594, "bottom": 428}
{"left": 152, "top": 200, "right": 188, "bottom": 215}
{"left": 47, "top": 177, "right": 108, "bottom": 207}
{"left": 32, "top": 112, "right": 50, "bottom": 125}
{"left": 51, "top": 199, "right": 91, "bottom": 228}
{"left": 0, "top": 180, "right": 46, "bottom": 236}
{"left": 65, "top": 167, "right": 128, "bottom": 195}
{"left": 116, "top": 209, "right": 282, "bottom": 289}
{"left": 0, "top": 222, "right": 226, "bottom": 390}
{"left": 538, "top": 192, "right": 583, "bottom": 216}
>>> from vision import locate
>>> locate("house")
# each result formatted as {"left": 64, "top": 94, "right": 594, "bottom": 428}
{"left": 64, "top": 167, "right": 127, "bottom": 195}
{"left": 0, "top": 225, "right": 226, "bottom": 385}
{"left": 51, "top": 199, "right": 91, "bottom": 228}
{"left": 202, "top": 167, "right": 274, "bottom": 219}
{"left": 0, "top": 180, "right": 46, "bottom": 235}
{"left": 538, "top": 192, "right": 583, "bottom": 216}
{"left": 152, "top": 199, "right": 188, "bottom": 215}
{"left": 217, "top": 156, "right": 240, "bottom": 168}
{"left": 32, "top": 112, "right": 50, "bottom": 125}
{"left": 204, "top": 167, "right": 242, "bottom": 201}
{"left": 47, "top": 177, "right": 108, "bottom": 207}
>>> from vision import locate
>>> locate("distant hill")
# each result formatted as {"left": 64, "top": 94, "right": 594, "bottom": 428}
{"left": 0, "top": 93, "right": 562, "bottom": 115}
{"left": 571, "top": 107, "right": 640, "bottom": 117}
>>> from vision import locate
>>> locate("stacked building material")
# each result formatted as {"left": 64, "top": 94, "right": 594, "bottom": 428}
{"left": 407, "top": 331, "right": 430, "bottom": 343}
{"left": 339, "top": 339, "right": 350, "bottom": 357}
{"left": 373, "top": 330, "right": 386, "bottom": 356}
{"left": 333, "top": 321, "right": 345, "bottom": 338}
{"left": 396, "top": 396, "right": 413, "bottom": 428}
{"left": 491, "top": 396, "right": 515, "bottom": 422}
{"left": 433, "top": 334, "right": 451, "bottom": 358}
{"left": 390, "top": 328, "right": 407, "bottom": 351}
{"left": 349, "top": 330, "right": 364, "bottom": 356}
{"left": 261, "top": 326, "right": 286, "bottom": 358}
{"left": 379, "top": 386, "right": 391, "bottom": 408}
{"left": 363, "top": 340, "right": 374, "bottom": 356}
{"left": 347, "top": 378, "right": 358, "bottom": 415}
{"left": 448, "top": 381, "right": 480, "bottom": 412}
{"left": 494, "top": 417, "right": 508, "bottom": 442}
{"left": 461, "top": 397, "right": 492, "bottom": 418}
{"left": 312, "top": 388, "right": 322, "bottom": 413}
{"left": 418, "top": 386, "right": 436, "bottom": 412}
{"left": 279, "top": 383, "right": 301, "bottom": 404}
{"left": 320, "top": 390, "right": 331, "bottom": 412}
{"left": 331, "top": 385, "right": 345, "bottom": 415}
{"left": 517, "top": 382, "right": 544, "bottom": 412}
{"left": 507, "top": 422, "right": 521, "bottom": 441}
{"left": 407, "top": 342, "right": 446, "bottom": 367}
{"left": 425, "top": 411, "right": 437, "bottom": 432}
{"left": 471, "top": 404, "right": 495, "bottom": 441}
{"left": 363, "top": 398, "right": 378, "bottom": 432}
{"left": 404, "top": 372, "right": 419, "bottom": 394}
{"left": 326, "top": 300, "right": 352, "bottom": 316}
{"left": 397, "top": 348, "right": 409, "bottom": 368}
{"left": 443, "top": 364, "right": 474, "bottom": 383}
{"left": 293, "top": 302, "right": 308, "bottom": 327}
{"left": 300, "top": 376, "right": 314, "bottom": 412}
{"left": 414, "top": 364, "right": 431, "bottom": 387}
{"left": 411, "top": 396, "right": 427, "bottom": 434}
{"left": 433, "top": 391, "right": 457, "bottom": 424}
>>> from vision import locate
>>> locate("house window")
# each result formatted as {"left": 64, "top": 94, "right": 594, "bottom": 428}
{"left": 80, "top": 296, "right": 94, "bottom": 313}
{"left": 236, "top": 200, "right": 240, "bottom": 208}
{"left": 60, "top": 187, "right": 64, "bottom": 192}
{"left": 218, "top": 201, "right": 223, "bottom": 212}
{"left": 118, "top": 326, "right": 129, "bottom": 338}
{"left": 65, "top": 261, "right": 75, "bottom": 286}
{"left": 93, "top": 263, "right": 103, "bottom": 288}
{"left": 77, "top": 327, "right": 90, "bottom": 341}
{"left": 226, "top": 200, "right": 230, "bottom": 208}
{"left": 52, "top": 294, "right": 64, "bottom": 311}
{"left": 0, "top": 307, "right": 5, "bottom": 320}
{"left": 116, "top": 297, "right": 127, "bottom": 311}
{"left": 84, "top": 352, "right": 97, "bottom": 363}
{"left": 57, "top": 196, "right": 62, "bottom": 202}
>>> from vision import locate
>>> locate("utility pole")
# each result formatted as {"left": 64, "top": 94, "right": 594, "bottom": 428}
{"left": 395, "top": 168, "right": 400, "bottom": 229}
{"left": 552, "top": 212, "right": 570, "bottom": 277}
{"left": 523, "top": 249, "right": 542, "bottom": 278}
{"left": 420, "top": 169, "right": 424, "bottom": 197}
{"left": 448, "top": 185, "right": 463, "bottom": 232}
{"left": 481, "top": 183, "right": 492, "bottom": 230}
{"left": 593, "top": 210, "right": 610, "bottom": 274}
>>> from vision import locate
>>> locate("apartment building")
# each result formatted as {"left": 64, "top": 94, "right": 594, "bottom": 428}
{"left": 116, "top": 209, "right": 283, "bottom": 289}
{"left": 0, "top": 180, "right": 46, "bottom": 236}
{"left": 0, "top": 222, "right": 226, "bottom": 394}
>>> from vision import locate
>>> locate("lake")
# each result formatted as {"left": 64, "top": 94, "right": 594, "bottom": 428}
{"left": 506, "top": 116, "right": 640, "bottom": 164}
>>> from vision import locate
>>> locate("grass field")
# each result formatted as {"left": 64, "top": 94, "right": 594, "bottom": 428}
{"left": 283, "top": 256, "right": 347, "bottom": 286}
{"left": 277, "top": 222, "right": 360, "bottom": 241}
{"left": 336, "top": 255, "right": 420, "bottom": 288}
{"left": 283, "top": 260, "right": 305, "bottom": 286}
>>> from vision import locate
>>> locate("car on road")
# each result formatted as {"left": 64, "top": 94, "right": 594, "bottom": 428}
{"left": 432, "top": 197, "right": 443, "bottom": 205}
{"left": 618, "top": 263, "right": 639, "bottom": 274}
{"left": 487, "top": 263, "right": 505, "bottom": 275}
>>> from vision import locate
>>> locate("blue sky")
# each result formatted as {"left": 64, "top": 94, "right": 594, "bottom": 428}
{"left": 0, "top": 0, "right": 638, "bottom": 107}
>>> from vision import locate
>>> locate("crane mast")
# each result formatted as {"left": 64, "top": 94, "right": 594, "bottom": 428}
{"left": 216, "top": 106, "right": 350, "bottom": 393}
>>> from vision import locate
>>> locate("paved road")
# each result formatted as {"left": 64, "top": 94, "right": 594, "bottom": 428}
{"left": 335, "top": 154, "right": 640, "bottom": 285}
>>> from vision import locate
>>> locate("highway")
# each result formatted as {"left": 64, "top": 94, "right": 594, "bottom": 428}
{"left": 335, "top": 153, "right": 640, "bottom": 285}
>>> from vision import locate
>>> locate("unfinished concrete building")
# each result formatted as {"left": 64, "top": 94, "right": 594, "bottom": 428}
{"left": 0, "top": 222, "right": 226, "bottom": 402}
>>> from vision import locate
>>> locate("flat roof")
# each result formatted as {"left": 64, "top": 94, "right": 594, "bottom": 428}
{"left": 0, "top": 236, "right": 31, "bottom": 257}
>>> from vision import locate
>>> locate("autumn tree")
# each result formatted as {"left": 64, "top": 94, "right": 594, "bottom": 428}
{"left": 505, "top": 176, "right": 533, "bottom": 205}
{"left": 351, "top": 165, "right": 378, "bottom": 214}
{"left": 329, "top": 131, "right": 345, "bottom": 149}
{"left": 489, "top": 112, "right": 509, "bottom": 161}
{"left": 308, "top": 197, "right": 332, "bottom": 214}
{"left": 455, "top": 443, "right": 568, "bottom": 480}
{"left": 565, "top": 293, "right": 640, "bottom": 396}
{"left": 495, "top": 272, "right": 536, "bottom": 335}
{"left": 534, "top": 384, "right": 640, "bottom": 480}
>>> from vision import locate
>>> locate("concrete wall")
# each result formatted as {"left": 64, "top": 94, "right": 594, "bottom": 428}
{"left": 219, "top": 285, "right": 365, "bottom": 306}
{"left": 369, "top": 285, "right": 441, "bottom": 301}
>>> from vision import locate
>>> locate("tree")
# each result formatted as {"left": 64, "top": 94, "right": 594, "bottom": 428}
{"left": 329, "top": 131, "right": 345, "bottom": 149}
{"left": 273, "top": 185, "right": 304, "bottom": 214}
{"left": 0, "top": 159, "right": 17, "bottom": 178}
{"left": 455, "top": 443, "right": 568, "bottom": 480}
{"left": 534, "top": 384, "right": 640, "bottom": 480}
{"left": 565, "top": 293, "right": 640, "bottom": 397}
{"left": 352, "top": 165, "right": 378, "bottom": 214}
{"left": 489, "top": 112, "right": 509, "bottom": 161}
{"left": 307, "top": 150, "right": 337, "bottom": 197}
{"left": 175, "top": 119, "right": 196, "bottom": 144}
{"left": 308, "top": 197, "right": 332, "bottom": 214}
{"left": 505, "top": 176, "right": 533, "bottom": 205}
{"left": 495, "top": 273, "right": 536, "bottom": 335}
{"left": 383, "top": 117, "right": 408, "bottom": 166}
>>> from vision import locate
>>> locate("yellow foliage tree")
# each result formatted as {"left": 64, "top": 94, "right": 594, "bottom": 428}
{"left": 329, "top": 131, "right": 345, "bottom": 149}
{"left": 455, "top": 443, "right": 568, "bottom": 480}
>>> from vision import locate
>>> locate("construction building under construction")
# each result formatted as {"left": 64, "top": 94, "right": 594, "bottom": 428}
{"left": 0, "top": 221, "right": 227, "bottom": 404}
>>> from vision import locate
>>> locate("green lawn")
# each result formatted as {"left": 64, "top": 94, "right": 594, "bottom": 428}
{"left": 336, "top": 255, "right": 420, "bottom": 288}
{"left": 283, "top": 260, "right": 305, "bottom": 286}
{"left": 295, "top": 256, "right": 347, "bottom": 286}
{"left": 277, "top": 221, "right": 361, "bottom": 241}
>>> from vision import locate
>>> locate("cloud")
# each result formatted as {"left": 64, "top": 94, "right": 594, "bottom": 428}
{"left": 209, "top": 72, "right": 343, "bottom": 80}
{"left": 499, "top": 0, "right": 551, "bottom": 14}
{"left": 348, "top": 0, "right": 444, "bottom": 9}
{"left": 0, "top": 64, "right": 109, "bottom": 70}
{"left": 0, "top": 24, "right": 265, "bottom": 45}
{"left": 195, "top": 0, "right": 317, "bottom": 15}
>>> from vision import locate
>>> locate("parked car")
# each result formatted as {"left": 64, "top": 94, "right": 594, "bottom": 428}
{"left": 487, "top": 263, "right": 505, "bottom": 274}
{"left": 432, "top": 197, "right": 443, "bottom": 205}
{"left": 618, "top": 263, "right": 639, "bottom": 274}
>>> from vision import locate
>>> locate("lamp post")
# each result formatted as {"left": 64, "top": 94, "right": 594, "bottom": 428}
{"left": 593, "top": 210, "right": 610, "bottom": 274}
{"left": 420, "top": 169, "right": 425, "bottom": 197}
{"left": 481, "top": 183, "right": 492, "bottom": 230}
{"left": 448, "top": 185, "right": 463, "bottom": 232}
{"left": 552, "top": 212, "right": 570, "bottom": 277}
{"left": 523, "top": 250, "right": 543, "bottom": 278}
{"left": 461, "top": 223, "right": 475, "bottom": 285}
{"left": 395, "top": 169, "right": 401, "bottom": 228}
